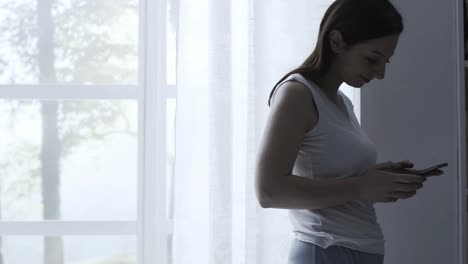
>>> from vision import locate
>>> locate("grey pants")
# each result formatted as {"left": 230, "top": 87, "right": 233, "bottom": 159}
{"left": 288, "top": 239, "right": 384, "bottom": 264}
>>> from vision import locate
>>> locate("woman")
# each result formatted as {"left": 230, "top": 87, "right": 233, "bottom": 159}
{"left": 254, "top": 0, "right": 444, "bottom": 263}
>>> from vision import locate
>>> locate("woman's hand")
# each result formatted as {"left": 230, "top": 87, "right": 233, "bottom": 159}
{"left": 360, "top": 160, "right": 444, "bottom": 203}
{"left": 373, "top": 160, "right": 414, "bottom": 171}
{"left": 355, "top": 167, "right": 426, "bottom": 203}
{"left": 373, "top": 160, "right": 444, "bottom": 179}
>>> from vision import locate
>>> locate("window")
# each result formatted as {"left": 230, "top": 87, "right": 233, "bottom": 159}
{"left": 0, "top": 0, "right": 174, "bottom": 263}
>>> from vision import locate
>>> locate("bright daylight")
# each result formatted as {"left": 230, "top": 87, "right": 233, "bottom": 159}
{"left": 0, "top": 0, "right": 466, "bottom": 264}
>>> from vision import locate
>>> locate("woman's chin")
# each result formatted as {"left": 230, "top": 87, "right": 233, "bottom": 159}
{"left": 344, "top": 80, "right": 365, "bottom": 88}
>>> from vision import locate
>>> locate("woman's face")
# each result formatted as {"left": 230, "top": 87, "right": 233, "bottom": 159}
{"left": 332, "top": 32, "right": 399, "bottom": 87}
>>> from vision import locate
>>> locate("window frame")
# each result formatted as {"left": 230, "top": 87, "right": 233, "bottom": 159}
{"left": 0, "top": 0, "right": 174, "bottom": 263}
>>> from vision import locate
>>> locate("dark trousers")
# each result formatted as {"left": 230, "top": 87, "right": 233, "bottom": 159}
{"left": 289, "top": 239, "right": 384, "bottom": 264}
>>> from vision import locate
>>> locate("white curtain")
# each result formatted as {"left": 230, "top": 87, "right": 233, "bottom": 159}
{"left": 172, "top": 0, "right": 358, "bottom": 263}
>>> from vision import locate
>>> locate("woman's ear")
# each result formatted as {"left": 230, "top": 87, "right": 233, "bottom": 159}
{"left": 329, "top": 30, "right": 347, "bottom": 53}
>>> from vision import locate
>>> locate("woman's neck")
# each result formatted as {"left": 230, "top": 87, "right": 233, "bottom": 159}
{"left": 312, "top": 68, "right": 343, "bottom": 103}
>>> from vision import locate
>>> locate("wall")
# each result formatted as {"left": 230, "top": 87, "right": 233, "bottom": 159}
{"left": 361, "top": 0, "right": 465, "bottom": 263}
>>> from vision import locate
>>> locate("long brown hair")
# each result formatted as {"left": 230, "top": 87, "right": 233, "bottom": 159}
{"left": 268, "top": 0, "right": 404, "bottom": 106}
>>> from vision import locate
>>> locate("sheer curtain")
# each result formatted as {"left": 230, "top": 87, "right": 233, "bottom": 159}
{"left": 172, "top": 0, "right": 358, "bottom": 263}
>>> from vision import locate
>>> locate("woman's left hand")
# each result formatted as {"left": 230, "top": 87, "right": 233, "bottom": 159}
{"left": 373, "top": 160, "right": 444, "bottom": 178}
{"left": 373, "top": 160, "right": 414, "bottom": 171}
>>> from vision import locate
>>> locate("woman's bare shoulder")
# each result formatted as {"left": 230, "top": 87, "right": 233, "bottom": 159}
{"left": 270, "top": 81, "right": 318, "bottom": 132}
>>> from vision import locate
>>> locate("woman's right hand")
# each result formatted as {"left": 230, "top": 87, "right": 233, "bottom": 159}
{"left": 354, "top": 168, "right": 427, "bottom": 203}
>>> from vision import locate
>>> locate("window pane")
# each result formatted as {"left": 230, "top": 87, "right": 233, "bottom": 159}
{"left": 0, "top": 0, "right": 138, "bottom": 84}
{"left": 0, "top": 99, "right": 137, "bottom": 220}
{"left": 3, "top": 236, "right": 136, "bottom": 264}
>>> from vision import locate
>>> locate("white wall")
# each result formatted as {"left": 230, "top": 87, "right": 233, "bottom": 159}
{"left": 361, "top": 0, "right": 465, "bottom": 263}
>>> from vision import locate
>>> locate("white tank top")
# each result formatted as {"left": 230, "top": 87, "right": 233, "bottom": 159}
{"left": 270, "top": 73, "right": 385, "bottom": 255}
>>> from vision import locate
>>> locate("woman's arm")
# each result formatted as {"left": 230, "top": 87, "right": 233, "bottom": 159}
{"left": 257, "top": 173, "right": 360, "bottom": 210}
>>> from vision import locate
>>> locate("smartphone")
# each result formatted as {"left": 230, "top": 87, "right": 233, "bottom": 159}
{"left": 414, "top": 162, "right": 448, "bottom": 175}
